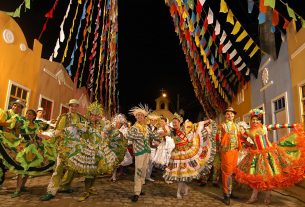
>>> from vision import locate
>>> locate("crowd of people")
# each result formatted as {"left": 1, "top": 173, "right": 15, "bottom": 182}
{"left": 0, "top": 99, "right": 305, "bottom": 205}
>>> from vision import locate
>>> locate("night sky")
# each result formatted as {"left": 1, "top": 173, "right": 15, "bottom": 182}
{"left": 1, "top": 0, "right": 204, "bottom": 121}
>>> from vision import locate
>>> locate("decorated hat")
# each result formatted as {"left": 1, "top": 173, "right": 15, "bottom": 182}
{"left": 129, "top": 103, "right": 151, "bottom": 117}
{"left": 172, "top": 112, "right": 183, "bottom": 123}
{"left": 249, "top": 108, "right": 264, "bottom": 118}
{"left": 68, "top": 99, "right": 80, "bottom": 106}
{"left": 87, "top": 101, "right": 103, "bottom": 116}
{"left": 11, "top": 100, "right": 26, "bottom": 108}
{"left": 37, "top": 107, "right": 44, "bottom": 112}
{"left": 147, "top": 113, "right": 160, "bottom": 120}
{"left": 225, "top": 107, "right": 237, "bottom": 114}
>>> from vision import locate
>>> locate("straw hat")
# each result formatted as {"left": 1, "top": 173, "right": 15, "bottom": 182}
{"left": 37, "top": 107, "right": 44, "bottom": 112}
{"left": 68, "top": 99, "right": 80, "bottom": 106}
{"left": 225, "top": 107, "right": 237, "bottom": 115}
{"left": 129, "top": 104, "right": 151, "bottom": 117}
{"left": 11, "top": 100, "right": 26, "bottom": 108}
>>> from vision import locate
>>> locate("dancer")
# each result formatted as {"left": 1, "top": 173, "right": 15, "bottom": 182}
{"left": 153, "top": 116, "right": 174, "bottom": 171}
{"left": 217, "top": 107, "right": 242, "bottom": 205}
{"left": 40, "top": 99, "right": 86, "bottom": 201}
{"left": 235, "top": 109, "right": 305, "bottom": 205}
{"left": 109, "top": 114, "right": 132, "bottom": 182}
{"left": 126, "top": 104, "right": 162, "bottom": 202}
{"left": 163, "top": 113, "right": 216, "bottom": 199}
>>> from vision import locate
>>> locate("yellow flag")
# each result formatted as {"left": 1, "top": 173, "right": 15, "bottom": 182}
{"left": 227, "top": 10, "right": 234, "bottom": 25}
{"left": 231, "top": 22, "right": 241, "bottom": 35}
{"left": 183, "top": 11, "right": 188, "bottom": 19}
{"left": 249, "top": 45, "right": 259, "bottom": 58}
{"left": 236, "top": 30, "right": 247, "bottom": 42}
{"left": 195, "top": 35, "right": 200, "bottom": 46}
{"left": 220, "top": 0, "right": 228, "bottom": 13}
{"left": 244, "top": 38, "right": 254, "bottom": 51}
{"left": 177, "top": 0, "right": 182, "bottom": 7}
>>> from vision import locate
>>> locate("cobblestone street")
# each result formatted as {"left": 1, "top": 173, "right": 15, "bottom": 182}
{"left": 0, "top": 169, "right": 304, "bottom": 207}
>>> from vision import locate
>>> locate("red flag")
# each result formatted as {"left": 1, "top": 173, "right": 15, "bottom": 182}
{"left": 259, "top": 0, "right": 267, "bottom": 13}
{"left": 283, "top": 18, "right": 289, "bottom": 29}
{"left": 272, "top": 9, "right": 279, "bottom": 26}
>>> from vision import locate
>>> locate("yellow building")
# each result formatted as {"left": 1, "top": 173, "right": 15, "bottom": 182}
{"left": 0, "top": 12, "right": 89, "bottom": 120}
{"left": 287, "top": 24, "right": 305, "bottom": 125}
{"left": 286, "top": 22, "right": 305, "bottom": 200}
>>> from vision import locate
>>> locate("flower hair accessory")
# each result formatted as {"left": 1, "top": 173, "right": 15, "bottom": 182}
{"left": 173, "top": 112, "right": 183, "bottom": 123}
{"left": 87, "top": 101, "right": 103, "bottom": 116}
{"left": 129, "top": 103, "right": 151, "bottom": 117}
{"left": 112, "top": 114, "right": 127, "bottom": 125}
{"left": 249, "top": 109, "right": 264, "bottom": 118}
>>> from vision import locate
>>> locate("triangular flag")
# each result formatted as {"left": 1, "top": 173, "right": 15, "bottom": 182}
{"left": 231, "top": 21, "right": 241, "bottom": 35}
{"left": 243, "top": 38, "right": 253, "bottom": 51}
{"left": 220, "top": 0, "right": 228, "bottom": 13}
{"left": 258, "top": 12, "right": 266, "bottom": 24}
{"left": 215, "top": 20, "right": 221, "bottom": 35}
{"left": 271, "top": 26, "right": 276, "bottom": 33}
{"left": 272, "top": 10, "right": 279, "bottom": 26}
{"left": 283, "top": 18, "right": 289, "bottom": 29}
{"left": 25, "top": 0, "right": 31, "bottom": 9}
{"left": 13, "top": 6, "right": 21, "bottom": 17}
{"left": 264, "top": 0, "right": 275, "bottom": 9}
{"left": 188, "top": 0, "right": 194, "bottom": 10}
{"left": 199, "top": 0, "right": 206, "bottom": 6}
{"left": 249, "top": 45, "right": 259, "bottom": 58}
{"left": 286, "top": 4, "right": 297, "bottom": 21}
{"left": 259, "top": 0, "right": 267, "bottom": 13}
{"left": 248, "top": 0, "right": 254, "bottom": 13}
{"left": 236, "top": 30, "right": 247, "bottom": 42}
{"left": 227, "top": 10, "right": 234, "bottom": 25}
{"left": 208, "top": 8, "right": 214, "bottom": 24}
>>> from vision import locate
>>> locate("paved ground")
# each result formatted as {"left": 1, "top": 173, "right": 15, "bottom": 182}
{"left": 0, "top": 167, "right": 304, "bottom": 207}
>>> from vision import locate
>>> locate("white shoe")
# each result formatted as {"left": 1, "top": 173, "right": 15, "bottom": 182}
{"left": 146, "top": 178, "right": 155, "bottom": 182}
{"left": 177, "top": 193, "right": 182, "bottom": 199}
{"left": 165, "top": 180, "right": 173, "bottom": 184}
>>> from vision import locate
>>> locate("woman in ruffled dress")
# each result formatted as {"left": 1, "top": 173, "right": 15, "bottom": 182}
{"left": 235, "top": 109, "right": 305, "bottom": 205}
{"left": 153, "top": 117, "right": 174, "bottom": 171}
{"left": 163, "top": 113, "right": 217, "bottom": 199}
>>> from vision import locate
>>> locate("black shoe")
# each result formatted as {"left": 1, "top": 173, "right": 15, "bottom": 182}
{"left": 230, "top": 194, "right": 239, "bottom": 199}
{"left": 130, "top": 195, "right": 139, "bottom": 202}
{"left": 140, "top": 191, "right": 145, "bottom": 196}
{"left": 40, "top": 193, "right": 55, "bottom": 201}
{"left": 223, "top": 196, "right": 230, "bottom": 205}
{"left": 212, "top": 182, "right": 220, "bottom": 188}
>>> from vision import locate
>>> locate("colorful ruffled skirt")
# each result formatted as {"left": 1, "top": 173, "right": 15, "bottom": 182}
{"left": 0, "top": 131, "right": 56, "bottom": 176}
{"left": 61, "top": 126, "right": 119, "bottom": 176}
{"left": 235, "top": 125, "right": 305, "bottom": 190}
{"left": 163, "top": 122, "right": 217, "bottom": 182}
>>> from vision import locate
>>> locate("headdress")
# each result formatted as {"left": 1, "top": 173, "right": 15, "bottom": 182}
{"left": 112, "top": 113, "right": 127, "bottom": 125}
{"left": 147, "top": 113, "right": 160, "bottom": 120}
{"left": 129, "top": 103, "right": 151, "bottom": 117}
{"left": 172, "top": 112, "right": 183, "bottom": 123}
{"left": 225, "top": 107, "right": 237, "bottom": 115}
{"left": 249, "top": 109, "right": 264, "bottom": 118}
{"left": 87, "top": 101, "right": 103, "bottom": 116}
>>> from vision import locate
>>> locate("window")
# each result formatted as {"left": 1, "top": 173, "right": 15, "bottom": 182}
{"left": 237, "top": 89, "right": 244, "bottom": 105}
{"left": 272, "top": 94, "right": 288, "bottom": 141}
{"left": 40, "top": 97, "right": 53, "bottom": 121}
{"left": 7, "top": 82, "right": 29, "bottom": 110}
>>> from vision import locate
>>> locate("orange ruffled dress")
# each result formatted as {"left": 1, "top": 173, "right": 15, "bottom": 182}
{"left": 235, "top": 124, "right": 305, "bottom": 190}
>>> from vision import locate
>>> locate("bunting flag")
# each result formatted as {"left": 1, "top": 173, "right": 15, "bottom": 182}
{"left": 49, "top": 0, "right": 73, "bottom": 60}
{"left": 38, "top": 0, "right": 60, "bottom": 40}
{"left": 3, "top": 0, "right": 31, "bottom": 18}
